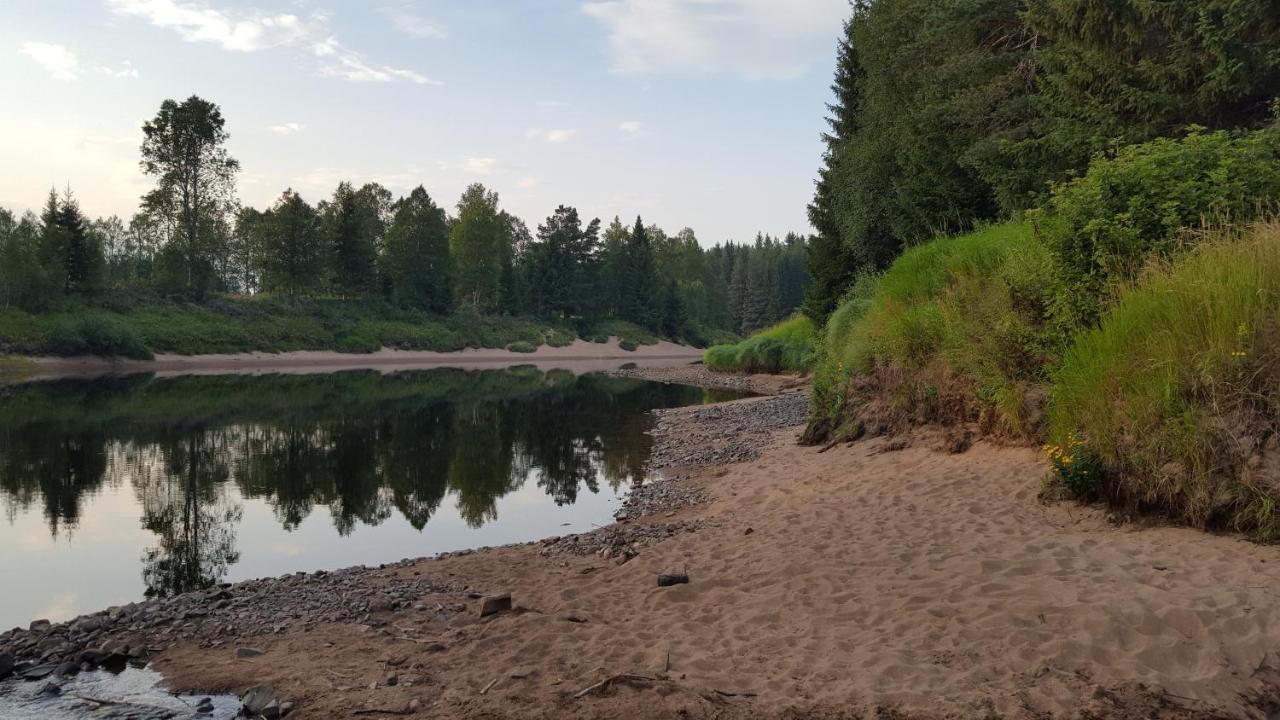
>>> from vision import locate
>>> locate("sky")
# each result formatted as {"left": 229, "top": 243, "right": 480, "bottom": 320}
{"left": 1, "top": 0, "right": 847, "bottom": 246}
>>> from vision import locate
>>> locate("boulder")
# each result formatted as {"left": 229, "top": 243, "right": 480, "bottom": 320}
{"left": 0, "top": 653, "right": 13, "bottom": 680}
{"left": 242, "top": 685, "right": 279, "bottom": 716}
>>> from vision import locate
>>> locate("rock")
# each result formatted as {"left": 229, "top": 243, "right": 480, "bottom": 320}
{"left": 80, "top": 648, "right": 107, "bottom": 666}
{"left": 241, "top": 685, "right": 279, "bottom": 716}
{"left": 28, "top": 619, "right": 50, "bottom": 633}
{"left": 510, "top": 668, "right": 533, "bottom": 679}
{"left": 561, "top": 613, "right": 588, "bottom": 624}
{"left": 72, "top": 616, "right": 102, "bottom": 633}
{"left": 55, "top": 660, "right": 79, "bottom": 676}
{"left": 657, "top": 573, "right": 690, "bottom": 587}
{"left": 384, "top": 673, "right": 398, "bottom": 687}
{"left": 261, "top": 700, "right": 283, "bottom": 719}
{"left": 20, "top": 662, "right": 59, "bottom": 681}
{"left": 279, "top": 700, "right": 295, "bottom": 717}
{"left": 38, "top": 680, "right": 62, "bottom": 696}
{"left": 0, "top": 652, "right": 13, "bottom": 680}
{"left": 479, "top": 594, "right": 512, "bottom": 618}
{"left": 236, "top": 646, "right": 265, "bottom": 658}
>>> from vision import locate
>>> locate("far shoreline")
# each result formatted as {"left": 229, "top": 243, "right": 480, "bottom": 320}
{"left": 13, "top": 337, "right": 705, "bottom": 381}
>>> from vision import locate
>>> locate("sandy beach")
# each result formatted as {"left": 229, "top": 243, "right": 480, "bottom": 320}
{"left": 18, "top": 338, "right": 704, "bottom": 380}
{"left": 3, "top": 368, "right": 1279, "bottom": 718}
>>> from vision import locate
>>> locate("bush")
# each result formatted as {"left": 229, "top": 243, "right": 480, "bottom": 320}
{"left": 335, "top": 330, "right": 382, "bottom": 354}
{"left": 42, "top": 316, "right": 154, "bottom": 360}
{"left": 1047, "top": 224, "right": 1280, "bottom": 538}
{"left": 618, "top": 339, "right": 638, "bottom": 352}
{"left": 1033, "top": 126, "right": 1280, "bottom": 326}
{"left": 704, "top": 315, "right": 817, "bottom": 374}
{"left": 508, "top": 341, "right": 537, "bottom": 353}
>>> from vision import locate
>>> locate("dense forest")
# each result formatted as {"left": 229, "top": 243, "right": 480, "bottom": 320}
{"left": 804, "top": 0, "right": 1280, "bottom": 321}
{"left": 792, "top": 0, "right": 1280, "bottom": 539}
{"left": 0, "top": 96, "right": 808, "bottom": 356}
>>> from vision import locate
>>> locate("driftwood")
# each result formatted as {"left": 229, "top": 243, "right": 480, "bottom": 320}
{"left": 479, "top": 677, "right": 500, "bottom": 695}
{"left": 353, "top": 707, "right": 414, "bottom": 716}
{"left": 574, "top": 673, "right": 657, "bottom": 699}
{"left": 657, "top": 573, "right": 689, "bottom": 587}
{"left": 713, "top": 689, "right": 759, "bottom": 698}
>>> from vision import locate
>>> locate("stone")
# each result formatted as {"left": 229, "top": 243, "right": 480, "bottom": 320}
{"left": 384, "top": 673, "right": 398, "bottom": 686}
{"left": 279, "top": 701, "right": 295, "bottom": 717}
{"left": 510, "top": 668, "right": 533, "bottom": 679}
{"left": 561, "top": 613, "right": 588, "bottom": 624}
{"left": 479, "top": 594, "right": 512, "bottom": 618}
{"left": 242, "top": 685, "right": 279, "bottom": 716}
{"left": 28, "top": 619, "right": 50, "bottom": 633}
{"left": 37, "top": 680, "right": 62, "bottom": 696}
{"left": 20, "top": 662, "right": 58, "bottom": 681}
{"left": 236, "top": 646, "right": 265, "bottom": 658}
{"left": 657, "top": 573, "right": 690, "bottom": 587}
{"left": 0, "top": 652, "right": 13, "bottom": 680}
{"left": 55, "top": 660, "right": 79, "bottom": 676}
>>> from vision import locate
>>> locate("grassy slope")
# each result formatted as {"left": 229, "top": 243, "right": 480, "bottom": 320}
{"left": 704, "top": 314, "right": 817, "bottom": 373}
{"left": 0, "top": 296, "right": 668, "bottom": 359}
{"left": 1048, "top": 223, "right": 1280, "bottom": 538}
{"left": 808, "top": 221, "right": 1058, "bottom": 441}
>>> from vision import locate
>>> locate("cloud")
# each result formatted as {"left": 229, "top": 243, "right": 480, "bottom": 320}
{"left": 516, "top": 176, "right": 540, "bottom": 189}
{"left": 580, "top": 0, "right": 846, "bottom": 79}
{"left": 105, "top": 0, "right": 307, "bottom": 51}
{"left": 383, "top": 8, "right": 447, "bottom": 39}
{"left": 107, "top": 0, "right": 435, "bottom": 84}
{"left": 463, "top": 157, "right": 496, "bottom": 175}
{"left": 269, "top": 122, "right": 302, "bottom": 135}
{"left": 619, "top": 120, "right": 643, "bottom": 135}
{"left": 526, "top": 128, "right": 578, "bottom": 143}
{"left": 19, "top": 42, "right": 79, "bottom": 81}
{"left": 97, "top": 60, "right": 140, "bottom": 78}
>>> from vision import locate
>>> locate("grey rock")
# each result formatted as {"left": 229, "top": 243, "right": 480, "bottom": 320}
{"left": 241, "top": 685, "right": 278, "bottom": 716}
{"left": 236, "top": 646, "right": 265, "bottom": 658}
{"left": 0, "top": 652, "right": 13, "bottom": 680}
{"left": 21, "top": 662, "right": 58, "bottom": 680}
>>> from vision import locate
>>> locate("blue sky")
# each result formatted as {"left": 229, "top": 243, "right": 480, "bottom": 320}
{"left": 2, "top": 0, "right": 847, "bottom": 245}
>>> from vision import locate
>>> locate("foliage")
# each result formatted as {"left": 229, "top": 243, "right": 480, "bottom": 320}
{"left": 451, "top": 183, "right": 508, "bottom": 312}
{"left": 42, "top": 315, "right": 153, "bottom": 360}
{"left": 253, "top": 189, "right": 326, "bottom": 297}
{"left": 807, "top": 222, "right": 1058, "bottom": 440}
{"left": 507, "top": 341, "right": 537, "bottom": 353}
{"left": 383, "top": 186, "right": 453, "bottom": 313}
{"left": 704, "top": 315, "right": 817, "bottom": 374}
{"left": 1033, "top": 126, "right": 1280, "bottom": 326}
{"left": 1047, "top": 225, "right": 1280, "bottom": 538}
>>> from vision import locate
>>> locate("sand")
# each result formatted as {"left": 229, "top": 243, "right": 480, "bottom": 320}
{"left": 21, "top": 338, "right": 703, "bottom": 380}
{"left": 143, "top": 383, "right": 1280, "bottom": 719}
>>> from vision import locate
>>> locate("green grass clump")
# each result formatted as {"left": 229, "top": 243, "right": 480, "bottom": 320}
{"left": 42, "top": 315, "right": 154, "bottom": 360}
{"left": 704, "top": 315, "right": 817, "bottom": 374}
{"left": 508, "top": 341, "right": 537, "bottom": 353}
{"left": 1047, "top": 224, "right": 1280, "bottom": 538}
{"left": 586, "top": 320, "right": 660, "bottom": 348}
{"left": 618, "top": 339, "right": 638, "bottom": 352}
{"left": 807, "top": 221, "right": 1059, "bottom": 441}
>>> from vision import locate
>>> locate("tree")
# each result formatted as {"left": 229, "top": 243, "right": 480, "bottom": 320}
{"left": 0, "top": 209, "right": 55, "bottom": 310}
{"left": 528, "top": 205, "right": 601, "bottom": 319}
{"left": 138, "top": 96, "right": 240, "bottom": 297}
{"left": 450, "top": 184, "right": 506, "bottom": 311}
{"left": 38, "top": 187, "right": 103, "bottom": 295}
{"left": 616, "top": 216, "right": 658, "bottom": 329}
{"left": 384, "top": 186, "right": 453, "bottom": 313}
{"left": 254, "top": 190, "right": 324, "bottom": 297}
{"left": 321, "top": 182, "right": 388, "bottom": 298}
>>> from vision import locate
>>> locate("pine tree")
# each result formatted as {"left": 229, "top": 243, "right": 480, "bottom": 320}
{"left": 384, "top": 186, "right": 452, "bottom": 313}
{"left": 254, "top": 189, "right": 324, "bottom": 297}
{"left": 322, "top": 181, "right": 386, "bottom": 298}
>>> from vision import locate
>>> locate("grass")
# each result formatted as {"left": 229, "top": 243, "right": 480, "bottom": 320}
{"left": 807, "top": 221, "right": 1059, "bottom": 441}
{"left": 0, "top": 356, "right": 36, "bottom": 385}
{"left": 1046, "top": 222, "right": 1280, "bottom": 538}
{"left": 704, "top": 314, "right": 818, "bottom": 374}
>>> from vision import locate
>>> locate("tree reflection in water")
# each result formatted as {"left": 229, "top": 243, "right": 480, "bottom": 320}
{"left": 0, "top": 368, "right": 736, "bottom": 597}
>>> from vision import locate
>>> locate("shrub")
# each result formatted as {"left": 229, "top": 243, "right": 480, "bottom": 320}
{"left": 41, "top": 316, "right": 154, "bottom": 360}
{"left": 619, "top": 339, "right": 638, "bottom": 352}
{"left": 335, "top": 330, "right": 382, "bottom": 354}
{"left": 508, "top": 341, "right": 537, "bottom": 353}
{"left": 1048, "top": 224, "right": 1280, "bottom": 538}
{"left": 704, "top": 315, "right": 817, "bottom": 374}
{"left": 1033, "top": 126, "right": 1280, "bottom": 326}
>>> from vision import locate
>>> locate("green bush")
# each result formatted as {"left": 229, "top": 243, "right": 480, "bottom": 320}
{"left": 704, "top": 315, "right": 817, "bottom": 374}
{"left": 618, "top": 339, "right": 638, "bottom": 352}
{"left": 335, "top": 330, "right": 382, "bottom": 354}
{"left": 1047, "top": 224, "right": 1280, "bottom": 538}
{"left": 508, "top": 341, "right": 537, "bottom": 353}
{"left": 1033, "top": 126, "right": 1280, "bottom": 326}
{"left": 42, "top": 316, "right": 154, "bottom": 360}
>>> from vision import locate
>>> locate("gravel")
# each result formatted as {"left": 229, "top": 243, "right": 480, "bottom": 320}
{"left": 537, "top": 522, "right": 705, "bottom": 563}
{"left": 646, "top": 393, "right": 811, "bottom": 472}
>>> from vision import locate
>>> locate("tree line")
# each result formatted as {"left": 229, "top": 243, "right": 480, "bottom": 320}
{"left": 1, "top": 96, "right": 809, "bottom": 341}
{"left": 804, "top": 0, "right": 1280, "bottom": 321}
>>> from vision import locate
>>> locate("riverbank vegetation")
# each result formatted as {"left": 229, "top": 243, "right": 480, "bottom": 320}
{"left": 0, "top": 97, "right": 807, "bottom": 357}
{"left": 803, "top": 0, "right": 1280, "bottom": 537}
{"left": 704, "top": 314, "right": 817, "bottom": 374}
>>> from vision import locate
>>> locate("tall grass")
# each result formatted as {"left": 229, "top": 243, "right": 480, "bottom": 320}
{"left": 1048, "top": 223, "right": 1280, "bottom": 538}
{"left": 704, "top": 315, "right": 817, "bottom": 373}
{"left": 808, "top": 222, "right": 1059, "bottom": 440}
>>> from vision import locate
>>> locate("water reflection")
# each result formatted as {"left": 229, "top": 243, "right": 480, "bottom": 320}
{"left": 0, "top": 368, "right": 731, "bottom": 601}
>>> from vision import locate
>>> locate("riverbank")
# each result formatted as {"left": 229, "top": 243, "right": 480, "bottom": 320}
{"left": 16, "top": 338, "right": 702, "bottom": 381}
{"left": 3, "top": 369, "right": 1280, "bottom": 718}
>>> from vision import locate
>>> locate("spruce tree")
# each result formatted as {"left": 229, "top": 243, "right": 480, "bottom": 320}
{"left": 384, "top": 186, "right": 452, "bottom": 313}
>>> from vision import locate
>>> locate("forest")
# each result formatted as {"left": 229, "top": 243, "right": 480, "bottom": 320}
{"left": 0, "top": 96, "right": 807, "bottom": 357}
{"left": 792, "top": 0, "right": 1280, "bottom": 539}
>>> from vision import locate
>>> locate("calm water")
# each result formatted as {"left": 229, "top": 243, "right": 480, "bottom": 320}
{"left": 0, "top": 367, "right": 740, "bottom": 631}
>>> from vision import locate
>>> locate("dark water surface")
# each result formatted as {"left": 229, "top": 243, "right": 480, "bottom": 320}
{"left": 0, "top": 367, "right": 741, "bottom": 631}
